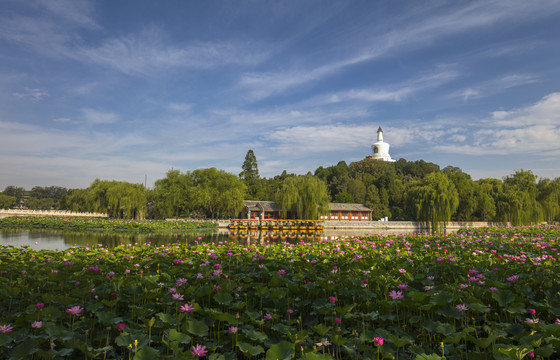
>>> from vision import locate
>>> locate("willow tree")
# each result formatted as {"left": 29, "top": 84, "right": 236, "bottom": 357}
{"left": 406, "top": 172, "right": 459, "bottom": 233}
{"left": 191, "top": 168, "right": 246, "bottom": 219}
{"left": 151, "top": 169, "right": 193, "bottom": 219}
{"left": 537, "top": 177, "right": 560, "bottom": 222}
{"left": 106, "top": 182, "right": 147, "bottom": 219}
{"left": 275, "top": 175, "right": 329, "bottom": 220}
{"left": 496, "top": 170, "right": 543, "bottom": 225}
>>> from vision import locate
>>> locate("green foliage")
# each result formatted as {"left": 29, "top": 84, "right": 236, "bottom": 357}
{"left": 24, "top": 197, "right": 55, "bottom": 210}
{"left": 2, "top": 186, "right": 25, "bottom": 203}
{"left": 0, "top": 216, "right": 216, "bottom": 231}
{"left": 0, "top": 194, "right": 17, "bottom": 209}
{"left": 407, "top": 172, "right": 459, "bottom": 233}
{"left": 333, "top": 192, "right": 353, "bottom": 203}
{"left": 275, "top": 175, "right": 329, "bottom": 219}
{"left": 239, "top": 149, "right": 259, "bottom": 180}
{"left": 192, "top": 168, "right": 246, "bottom": 219}
{"left": 496, "top": 170, "right": 543, "bottom": 225}
{"left": 0, "top": 226, "right": 559, "bottom": 358}
{"left": 151, "top": 169, "right": 193, "bottom": 219}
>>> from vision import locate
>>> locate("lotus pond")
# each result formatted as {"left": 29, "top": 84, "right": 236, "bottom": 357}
{"left": 0, "top": 225, "right": 559, "bottom": 359}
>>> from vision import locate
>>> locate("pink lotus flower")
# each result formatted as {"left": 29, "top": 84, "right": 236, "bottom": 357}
{"left": 172, "top": 293, "right": 184, "bottom": 301}
{"left": 278, "top": 269, "right": 286, "bottom": 275}
{"left": 329, "top": 296, "right": 337, "bottom": 303}
{"left": 0, "top": 324, "right": 14, "bottom": 333}
{"left": 31, "top": 321, "right": 42, "bottom": 329}
{"left": 180, "top": 303, "right": 195, "bottom": 312}
{"left": 529, "top": 308, "right": 536, "bottom": 315}
{"left": 36, "top": 303, "right": 44, "bottom": 309}
{"left": 388, "top": 290, "right": 404, "bottom": 300}
{"left": 334, "top": 317, "right": 341, "bottom": 324}
{"left": 191, "top": 344, "right": 207, "bottom": 357}
{"left": 229, "top": 326, "right": 238, "bottom": 333}
{"left": 373, "top": 337, "right": 384, "bottom": 346}
{"left": 117, "top": 322, "right": 125, "bottom": 331}
{"left": 66, "top": 305, "right": 83, "bottom": 316}
{"left": 456, "top": 304, "right": 469, "bottom": 312}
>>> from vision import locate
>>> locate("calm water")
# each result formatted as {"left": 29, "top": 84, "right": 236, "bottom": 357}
{"left": 0, "top": 228, "right": 402, "bottom": 251}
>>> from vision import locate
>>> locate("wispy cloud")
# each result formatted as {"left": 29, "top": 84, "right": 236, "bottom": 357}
{"left": 74, "top": 27, "right": 272, "bottom": 75}
{"left": 80, "top": 108, "right": 119, "bottom": 125}
{"left": 436, "top": 92, "right": 560, "bottom": 155}
{"left": 34, "top": 0, "right": 99, "bottom": 29}
{"left": 448, "top": 73, "right": 539, "bottom": 101}
{"left": 12, "top": 87, "right": 49, "bottom": 102}
{"left": 305, "top": 68, "right": 460, "bottom": 106}
{"left": 237, "top": 1, "right": 560, "bottom": 101}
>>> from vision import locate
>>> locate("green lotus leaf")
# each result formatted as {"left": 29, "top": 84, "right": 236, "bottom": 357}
{"left": 213, "top": 291, "right": 233, "bottom": 305}
{"left": 491, "top": 290, "right": 515, "bottom": 308}
{"left": 312, "top": 323, "right": 331, "bottom": 336}
{"left": 133, "top": 346, "right": 161, "bottom": 360}
{"left": 265, "top": 340, "right": 294, "bottom": 360}
{"left": 415, "top": 354, "right": 442, "bottom": 360}
{"left": 166, "top": 329, "right": 191, "bottom": 344}
{"left": 245, "top": 328, "right": 268, "bottom": 342}
{"left": 237, "top": 341, "right": 264, "bottom": 356}
{"left": 8, "top": 338, "right": 39, "bottom": 360}
{"left": 184, "top": 319, "right": 209, "bottom": 337}
{"left": 300, "top": 352, "right": 335, "bottom": 359}
{"left": 496, "top": 345, "right": 533, "bottom": 360}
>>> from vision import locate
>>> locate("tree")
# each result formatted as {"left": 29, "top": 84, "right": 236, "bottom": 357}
{"left": 496, "top": 170, "right": 542, "bottom": 225}
{"left": 334, "top": 192, "right": 354, "bottom": 203}
{"left": 537, "top": 177, "right": 560, "bottom": 222}
{"left": 239, "top": 150, "right": 259, "bottom": 180}
{"left": 275, "top": 175, "right": 329, "bottom": 219}
{"left": 24, "top": 197, "right": 55, "bottom": 210}
{"left": 3, "top": 186, "right": 25, "bottom": 204}
{"left": 0, "top": 194, "right": 17, "bottom": 209}
{"left": 192, "top": 168, "right": 246, "bottom": 219}
{"left": 406, "top": 172, "right": 459, "bottom": 233}
{"left": 365, "top": 184, "right": 390, "bottom": 220}
{"left": 239, "top": 150, "right": 264, "bottom": 200}
{"left": 444, "top": 168, "right": 478, "bottom": 221}
{"left": 106, "top": 182, "right": 147, "bottom": 219}
{"left": 151, "top": 170, "right": 193, "bottom": 219}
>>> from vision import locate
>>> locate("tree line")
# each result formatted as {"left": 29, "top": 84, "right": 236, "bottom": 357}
{"left": 1, "top": 150, "right": 559, "bottom": 227}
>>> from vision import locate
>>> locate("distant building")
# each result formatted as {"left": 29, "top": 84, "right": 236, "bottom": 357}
{"left": 241, "top": 200, "right": 372, "bottom": 221}
{"left": 366, "top": 126, "right": 395, "bottom": 162}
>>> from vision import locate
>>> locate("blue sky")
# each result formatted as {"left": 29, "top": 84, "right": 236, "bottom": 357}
{"left": 1, "top": 0, "right": 560, "bottom": 189}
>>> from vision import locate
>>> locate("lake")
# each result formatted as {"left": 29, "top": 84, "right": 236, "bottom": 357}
{"left": 0, "top": 228, "right": 410, "bottom": 251}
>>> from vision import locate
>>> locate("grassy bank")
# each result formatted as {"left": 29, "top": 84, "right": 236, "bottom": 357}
{"left": 0, "top": 216, "right": 217, "bottom": 232}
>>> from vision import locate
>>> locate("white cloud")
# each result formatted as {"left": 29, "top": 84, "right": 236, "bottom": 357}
{"left": 80, "top": 108, "right": 119, "bottom": 125}
{"left": 34, "top": 0, "right": 99, "bottom": 29}
{"left": 305, "top": 68, "right": 460, "bottom": 106}
{"left": 12, "top": 87, "right": 49, "bottom": 102}
{"left": 74, "top": 27, "right": 271, "bottom": 76}
{"left": 237, "top": 1, "right": 560, "bottom": 100}
{"left": 265, "top": 124, "right": 416, "bottom": 155}
{"left": 435, "top": 93, "right": 560, "bottom": 155}
{"left": 448, "top": 73, "right": 539, "bottom": 101}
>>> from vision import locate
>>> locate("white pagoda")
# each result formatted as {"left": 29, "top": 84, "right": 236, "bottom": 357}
{"left": 370, "top": 126, "right": 395, "bottom": 162}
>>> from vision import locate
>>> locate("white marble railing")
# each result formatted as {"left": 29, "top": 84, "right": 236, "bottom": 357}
{"left": 0, "top": 209, "right": 108, "bottom": 218}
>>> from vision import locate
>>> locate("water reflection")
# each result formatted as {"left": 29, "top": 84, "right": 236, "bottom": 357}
{"left": 0, "top": 228, "right": 417, "bottom": 251}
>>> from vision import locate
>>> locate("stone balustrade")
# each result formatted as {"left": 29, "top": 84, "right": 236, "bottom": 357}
{"left": 0, "top": 209, "right": 108, "bottom": 218}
